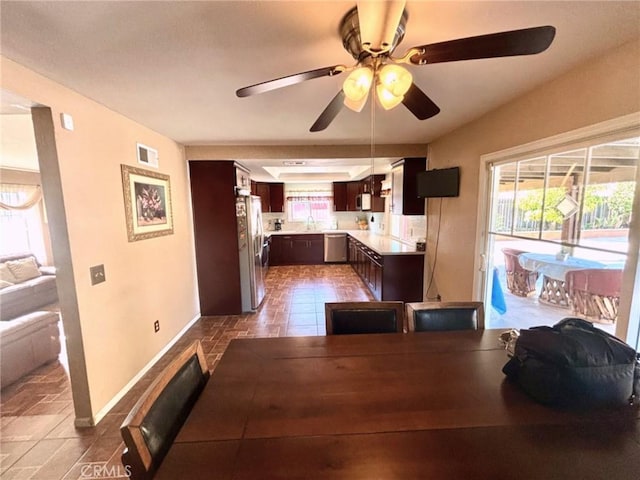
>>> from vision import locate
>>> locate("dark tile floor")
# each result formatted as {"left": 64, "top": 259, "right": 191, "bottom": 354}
{"left": 0, "top": 265, "right": 373, "bottom": 479}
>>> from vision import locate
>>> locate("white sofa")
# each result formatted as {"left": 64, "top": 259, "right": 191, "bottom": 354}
{"left": 0, "top": 310, "right": 61, "bottom": 388}
{"left": 0, "top": 252, "right": 58, "bottom": 321}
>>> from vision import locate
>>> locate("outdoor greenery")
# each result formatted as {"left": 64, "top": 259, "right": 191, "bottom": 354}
{"left": 501, "top": 181, "right": 635, "bottom": 232}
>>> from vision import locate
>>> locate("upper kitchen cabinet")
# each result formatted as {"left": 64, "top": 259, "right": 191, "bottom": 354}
{"left": 346, "top": 182, "right": 362, "bottom": 211}
{"left": 253, "top": 182, "right": 284, "bottom": 213}
{"left": 363, "top": 174, "right": 386, "bottom": 213}
{"left": 332, "top": 182, "right": 348, "bottom": 212}
{"left": 332, "top": 181, "right": 361, "bottom": 212}
{"left": 333, "top": 176, "right": 385, "bottom": 212}
{"left": 391, "top": 157, "right": 426, "bottom": 215}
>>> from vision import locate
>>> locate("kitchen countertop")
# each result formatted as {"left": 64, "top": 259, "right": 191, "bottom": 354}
{"left": 265, "top": 230, "right": 424, "bottom": 256}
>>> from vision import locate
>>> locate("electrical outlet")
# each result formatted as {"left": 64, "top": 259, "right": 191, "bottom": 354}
{"left": 154, "top": 320, "right": 160, "bottom": 333}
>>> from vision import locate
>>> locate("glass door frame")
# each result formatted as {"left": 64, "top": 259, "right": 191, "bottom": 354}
{"left": 473, "top": 113, "right": 640, "bottom": 346}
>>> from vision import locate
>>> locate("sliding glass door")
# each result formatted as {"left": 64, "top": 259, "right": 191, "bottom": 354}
{"left": 480, "top": 129, "right": 639, "bottom": 345}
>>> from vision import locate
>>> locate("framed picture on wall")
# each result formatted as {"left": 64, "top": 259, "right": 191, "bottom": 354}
{"left": 121, "top": 164, "right": 174, "bottom": 242}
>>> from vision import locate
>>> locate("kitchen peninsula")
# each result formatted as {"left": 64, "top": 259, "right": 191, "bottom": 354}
{"left": 269, "top": 231, "right": 424, "bottom": 303}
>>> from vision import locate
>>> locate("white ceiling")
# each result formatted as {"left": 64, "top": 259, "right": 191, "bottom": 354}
{"left": 1, "top": 1, "right": 639, "bottom": 180}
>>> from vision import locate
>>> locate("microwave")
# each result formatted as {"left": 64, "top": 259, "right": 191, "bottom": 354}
{"left": 356, "top": 193, "right": 371, "bottom": 211}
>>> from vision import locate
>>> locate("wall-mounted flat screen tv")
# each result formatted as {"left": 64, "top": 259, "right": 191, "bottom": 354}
{"left": 416, "top": 167, "right": 460, "bottom": 198}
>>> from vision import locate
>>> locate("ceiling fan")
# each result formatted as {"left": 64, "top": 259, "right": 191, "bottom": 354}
{"left": 236, "top": 1, "right": 556, "bottom": 132}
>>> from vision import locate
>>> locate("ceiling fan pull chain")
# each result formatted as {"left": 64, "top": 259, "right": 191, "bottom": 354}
{"left": 370, "top": 85, "right": 375, "bottom": 223}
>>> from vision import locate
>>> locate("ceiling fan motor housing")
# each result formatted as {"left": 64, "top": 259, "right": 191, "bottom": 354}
{"left": 339, "top": 6, "right": 408, "bottom": 61}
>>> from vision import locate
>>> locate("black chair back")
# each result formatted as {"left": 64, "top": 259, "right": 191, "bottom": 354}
{"left": 325, "top": 302, "right": 405, "bottom": 335}
{"left": 406, "top": 302, "right": 484, "bottom": 332}
{"left": 121, "top": 341, "right": 210, "bottom": 480}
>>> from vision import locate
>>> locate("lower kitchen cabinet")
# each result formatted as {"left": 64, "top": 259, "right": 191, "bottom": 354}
{"left": 348, "top": 236, "right": 423, "bottom": 302}
{"left": 270, "top": 234, "right": 324, "bottom": 265}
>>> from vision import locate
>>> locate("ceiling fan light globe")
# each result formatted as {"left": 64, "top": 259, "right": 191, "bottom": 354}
{"left": 344, "top": 94, "right": 369, "bottom": 112}
{"left": 376, "top": 84, "right": 404, "bottom": 110}
{"left": 342, "top": 67, "right": 374, "bottom": 102}
{"left": 378, "top": 64, "right": 412, "bottom": 97}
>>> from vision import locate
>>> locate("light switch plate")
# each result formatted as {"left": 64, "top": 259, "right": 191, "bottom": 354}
{"left": 90, "top": 264, "right": 106, "bottom": 285}
{"left": 60, "top": 112, "right": 74, "bottom": 131}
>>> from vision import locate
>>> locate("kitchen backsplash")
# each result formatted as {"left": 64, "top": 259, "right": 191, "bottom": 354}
{"left": 263, "top": 211, "right": 386, "bottom": 233}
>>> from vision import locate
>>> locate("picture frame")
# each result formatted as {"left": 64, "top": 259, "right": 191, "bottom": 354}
{"left": 121, "top": 164, "right": 174, "bottom": 242}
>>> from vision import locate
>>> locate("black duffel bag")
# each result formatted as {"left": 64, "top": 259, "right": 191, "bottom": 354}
{"left": 502, "top": 317, "right": 640, "bottom": 408}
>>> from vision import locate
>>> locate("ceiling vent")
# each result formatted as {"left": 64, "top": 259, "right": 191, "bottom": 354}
{"left": 282, "top": 160, "right": 306, "bottom": 166}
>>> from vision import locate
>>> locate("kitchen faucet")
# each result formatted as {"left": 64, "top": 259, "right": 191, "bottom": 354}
{"left": 306, "top": 215, "right": 315, "bottom": 231}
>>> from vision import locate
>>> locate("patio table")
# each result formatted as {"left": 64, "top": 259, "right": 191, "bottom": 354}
{"left": 518, "top": 253, "right": 605, "bottom": 307}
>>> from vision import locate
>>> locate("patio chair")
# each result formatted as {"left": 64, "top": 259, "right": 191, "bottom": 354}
{"left": 566, "top": 268, "right": 623, "bottom": 324}
{"left": 325, "top": 301, "right": 405, "bottom": 335}
{"left": 501, "top": 248, "right": 539, "bottom": 297}
{"left": 120, "top": 341, "right": 210, "bottom": 480}
{"left": 405, "top": 302, "right": 484, "bottom": 332}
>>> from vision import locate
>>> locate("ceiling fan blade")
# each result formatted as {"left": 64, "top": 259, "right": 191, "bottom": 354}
{"left": 402, "top": 83, "right": 440, "bottom": 120}
{"left": 407, "top": 26, "right": 556, "bottom": 65}
{"left": 236, "top": 66, "right": 346, "bottom": 97}
{"left": 310, "top": 91, "right": 345, "bottom": 132}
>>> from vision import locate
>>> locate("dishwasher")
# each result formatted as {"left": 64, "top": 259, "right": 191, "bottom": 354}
{"left": 324, "top": 233, "right": 347, "bottom": 263}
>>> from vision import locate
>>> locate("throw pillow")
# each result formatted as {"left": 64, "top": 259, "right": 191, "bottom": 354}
{"left": 0, "top": 263, "right": 18, "bottom": 283}
{"left": 0, "top": 279, "right": 14, "bottom": 290}
{"left": 6, "top": 257, "right": 42, "bottom": 283}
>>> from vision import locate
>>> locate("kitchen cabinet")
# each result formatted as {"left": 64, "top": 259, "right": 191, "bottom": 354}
{"left": 332, "top": 182, "right": 348, "bottom": 211}
{"left": 346, "top": 182, "right": 362, "bottom": 211}
{"left": 270, "top": 234, "right": 323, "bottom": 265}
{"left": 189, "top": 160, "right": 249, "bottom": 315}
{"left": 348, "top": 236, "right": 423, "bottom": 302}
{"left": 333, "top": 176, "right": 385, "bottom": 212}
{"left": 362, "top": 174, "right": 386, "bottom": 213}
{"left": 253, "top": 182, "right": 284, "bottom": 213}
{"left": 390, "top": 157, "right": 426, "bottom": 215}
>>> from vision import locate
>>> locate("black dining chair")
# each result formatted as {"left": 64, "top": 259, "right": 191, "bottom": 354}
{"left": 325, "top": 301, "right": 405, "bottom": 335}
{"left": 120, "top": 341, "right": 210, "bottom": 480}
{"left": 405, "top": 302, "right": 484, "bottom": 332}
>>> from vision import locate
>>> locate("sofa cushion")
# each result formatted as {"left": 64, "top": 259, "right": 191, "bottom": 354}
{"left": 0, "top": 310, "right": 60, "bottom": 343}
{"left": 6, "top": 257, "right": 42, "bottom": 283}
{"left": 0, "top": 280, "right": 14, "bottom": 290}
{"left": 0, "top": 263, "right": 18, "bottom": 283}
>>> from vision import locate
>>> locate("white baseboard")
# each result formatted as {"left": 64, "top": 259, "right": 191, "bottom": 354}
{"left": 79, "top": 313, "right": 201, "bottom": 427}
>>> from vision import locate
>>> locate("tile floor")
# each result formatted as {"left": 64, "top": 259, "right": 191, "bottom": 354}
{"left": 0, "top": 265, "right": 373, "bottom": 479}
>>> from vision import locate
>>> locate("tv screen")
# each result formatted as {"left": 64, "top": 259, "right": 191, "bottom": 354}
{"left": 416, "top": 167, "right": 460, "bottom": 198}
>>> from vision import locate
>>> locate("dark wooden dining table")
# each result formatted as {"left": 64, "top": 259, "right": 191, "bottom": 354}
{"left": 155, "top": 331, "right": 640, "bottom": 479}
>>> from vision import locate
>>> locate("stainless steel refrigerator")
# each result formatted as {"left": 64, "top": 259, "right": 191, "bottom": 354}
{"left": 236, "top": 195, "right": 266, "bottom": 311}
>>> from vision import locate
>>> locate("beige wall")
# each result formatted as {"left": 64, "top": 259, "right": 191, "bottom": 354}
{"left": 426, "top": 39, "right": 640, "bottom": 301}
{"left": 1, "top": 57, "right": 199, "bottom": 422}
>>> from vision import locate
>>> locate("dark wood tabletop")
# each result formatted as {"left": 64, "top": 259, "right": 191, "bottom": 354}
{"left": 155, "top": 331, "right": 640, "bottom": 479}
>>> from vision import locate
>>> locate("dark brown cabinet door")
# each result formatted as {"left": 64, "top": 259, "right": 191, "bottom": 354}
{"left": 253, "top": 182, "right": 284, "bottom": 213}
{"left": 333, "top": 182, "right": 348, "bottom": 212}
{"left": 391, "top": 157, "right": 426, "bottom": 215}
{"left": 271, "top": 234, "right": 323, "bottom": 265}
{"left": 346, "top": 182, "right": 362, "bottom": 211}
{"left": 269, "top": 183, "right": 284, "bottom": 213}
{"left": 256, "top": 183, "right": 271, "bottom": 212}
{"left": 189, "top": 161, "right": 246, "bottom": 315}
